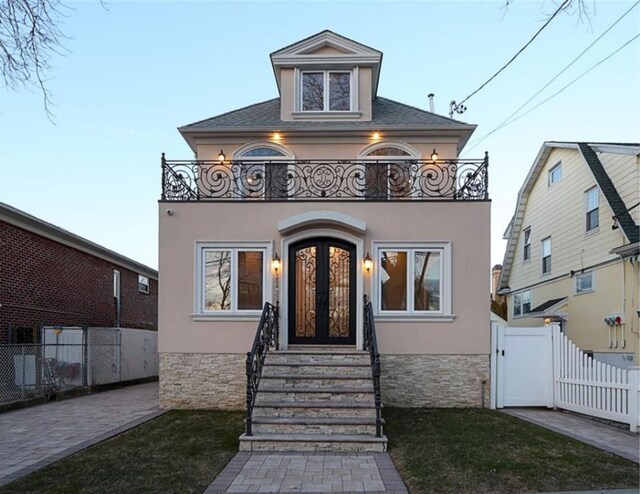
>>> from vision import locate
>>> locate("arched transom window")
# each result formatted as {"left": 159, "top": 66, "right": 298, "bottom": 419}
{"left": 365, "top": 146, "right": 411, "bottom": 157}
{"left": 239, "top": 147, "right": 287, "bottom": 158}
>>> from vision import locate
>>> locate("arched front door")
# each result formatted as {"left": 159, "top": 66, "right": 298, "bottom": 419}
{"left": 288, "top": 238, "right": 356, "bottom": 345}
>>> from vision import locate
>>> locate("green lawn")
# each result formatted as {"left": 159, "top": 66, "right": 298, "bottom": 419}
{"left": 2, "top": 408, "right": 638, "bottom": 493}
{"left": 385, "top": 408, "right": 640, "bottom": 494}
{"left": 0, "top": 410, "right": 245, "bottom": 494}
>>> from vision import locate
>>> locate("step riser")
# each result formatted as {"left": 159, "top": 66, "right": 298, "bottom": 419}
{"left": 263, "top": 366, "right": 372, "bottom": 377}
{"left": 239, "top": 440, "right": 386, "bottom": 453}
{"left": 253, "top": 407, "right": 377, "bottom": 419}
{"left": 252, "top": 423, "right": 378, "bottom": 435}
{"left": 268, "top": 355, "right": 370, "bottom": 365}
{"left": 261, "top": 378, "right": 373, "bottom": 389}
{"left": 256, "top": 392, "right": 374, "bottom": 404}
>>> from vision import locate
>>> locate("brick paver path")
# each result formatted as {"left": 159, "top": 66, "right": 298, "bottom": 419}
{"left": 0, "top": 382, "right": 162, "bottom": 486}
{"left": 504, "top": 409, "right": 639, "bottom": 463}
{"left": 205, "top": 452, "right": 408, "bottom": 493}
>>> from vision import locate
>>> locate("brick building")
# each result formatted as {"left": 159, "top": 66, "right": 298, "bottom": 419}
{"left": 0, "top": 202, "right": 158, "bottom": 344}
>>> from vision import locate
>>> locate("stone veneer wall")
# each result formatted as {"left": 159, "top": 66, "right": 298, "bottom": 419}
{"left": 160, "top": 353, "right": 246, "bottom": 409}
{"left": 160, "top": 352, "right": 490, "bottom": 409}
{"left": 381, "top": 355, "right": 490, "bottom": 407}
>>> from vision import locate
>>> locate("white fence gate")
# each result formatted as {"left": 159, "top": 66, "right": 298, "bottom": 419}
{"left": 495, "top": 326, "right": 554, "bottom": 408}
{"left": 491, "top": 322, "right": 640, "bottom": 432}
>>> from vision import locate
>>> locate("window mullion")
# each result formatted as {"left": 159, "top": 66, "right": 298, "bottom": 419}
{"left": 231, "top": 249, "right": 238, "bottom": 312}
{"left": 324, "top": 71, "right": 329, "bottom": 111}
{"left": 408, "top": 249, "right": 414, "bottom": 313}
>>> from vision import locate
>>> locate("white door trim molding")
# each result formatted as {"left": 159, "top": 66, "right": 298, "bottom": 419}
{"left": 278, "top": 211, "right": 367, "bottom": 236}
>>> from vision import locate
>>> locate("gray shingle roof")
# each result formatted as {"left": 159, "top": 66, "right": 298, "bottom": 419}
{"left": 530, "top": 297, "right": 567, "bottom": 314}
{"left": 578, "top": 143, "right": 639, "bottom": 244}
{"left": 179, "top": 97, "right": 470, "bottom": 131}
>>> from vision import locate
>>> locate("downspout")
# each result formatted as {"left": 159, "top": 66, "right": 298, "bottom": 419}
{"left": 621, "top": 256, "right": 626, "bottom": 348}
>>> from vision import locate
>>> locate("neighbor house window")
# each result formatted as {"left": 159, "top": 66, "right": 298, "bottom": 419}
{"left": 138, "top": 275, "right": 150, "bottom": 294}
{"left": 523, "top": 227, "right": 531, "bottom": 261}
{"left": 585, "top": 186, "right": 599, "bottom": 232}
{"left": 197, "top": 244, "right": 268, "bottom": 314}
{"left": 575, "top": 271, "right": 594, "bottom": 294}
{"left": 302, "top": 71, "right": 351, "bottom": 111}
{"left": 542, "top": 237, "right": 552, "bottom": 274}
{"left": 513, "top": 290, "right": 531, "bottom": 317}
{"left": 375, "top": 243, "right": 451, "bottom": 316}
{"left": 549, "top": 163, "right": 562, "bottom": 185}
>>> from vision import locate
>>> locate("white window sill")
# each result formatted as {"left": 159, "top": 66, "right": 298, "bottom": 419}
{"left": 574, "top": 289, "right": 594, "bottom": 296}
{"left": 291, "top": 111, "right": 362, "bottom": 120}
{"left": 374, "top": 314, "right": 456, "bottom": 323}
{"left": 191, "top": 313, "right": 262, "bottom": 322}
{"left": 513, "top": 313, "right": 532, "bottom": 319}
{"left": 585, "top": 227, "right": 599, "bottom": 237}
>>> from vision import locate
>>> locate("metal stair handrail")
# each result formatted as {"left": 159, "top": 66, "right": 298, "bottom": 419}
{"left": 363, "top": 295, "right": 383, "bottom": 437}
{"left": 245, "top": 302, "right": 279, "bottom": 436}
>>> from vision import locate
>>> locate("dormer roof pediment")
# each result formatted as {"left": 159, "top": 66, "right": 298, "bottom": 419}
{"left": 270, "top": 30, "right": 383, "bottom": 96}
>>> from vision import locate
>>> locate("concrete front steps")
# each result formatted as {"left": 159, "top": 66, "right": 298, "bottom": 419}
{"left": 239, "top": 347, "right": 387, "bottom": 453}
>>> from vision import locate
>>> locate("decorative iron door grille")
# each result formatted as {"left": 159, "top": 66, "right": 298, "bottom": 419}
{"left": 288, "top": 238, "right": 356, "bottom": 345}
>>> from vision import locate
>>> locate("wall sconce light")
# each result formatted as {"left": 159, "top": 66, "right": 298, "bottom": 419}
{"left": 372, "top": 132, "right": 380, "bottom": 140}
{"left": 363, "top": 252, "right": 373, "bottom": 273}
{"left": 218, "top": 149, "right": 226, "bottom": 162}
{"left": 543, "top": 317, "right": 552, "bottom": 325}
{"left": 272, "top": 132, "right": 281, "bottom": 141}
{"left": 431, "top": 148, "right": 439, "bottom": 162}
{"left": 272, "top": 253, "right": 281, "bottom": 273}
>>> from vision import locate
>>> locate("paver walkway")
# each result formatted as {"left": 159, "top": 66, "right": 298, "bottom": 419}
{"left": 205, "top": 453, "right": 408, "bottom": 494}
{"left": 504, "top": 409, "right": 639, "bottom": 463}
{"left": 0, "top": 382, "right": 162, "bottom": 487}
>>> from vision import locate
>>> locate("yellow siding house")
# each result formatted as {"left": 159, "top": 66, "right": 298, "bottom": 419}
{"left": 499, "top": 142, "right": 640, "bottom": 367}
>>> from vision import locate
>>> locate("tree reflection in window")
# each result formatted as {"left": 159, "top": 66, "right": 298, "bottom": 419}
{"left": 380, "top": 251, "right": 407, "bottom": 310}
{"left": 204, "top": 251, "right": 231, "bottom": 310}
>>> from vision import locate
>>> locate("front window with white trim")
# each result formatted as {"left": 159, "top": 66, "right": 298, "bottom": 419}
{"left": 196, "top": 243, "right": 269, "bottom": 314}
{"left": 374, "top": 243, "right": 451, "bottom": 316}
{"left": 302, "top": 71, "right": 351, "bottom": 111}
{"left": 575, "top": 271, "right": 594, "bottom": 294}
{"left": 513, "top": 290, "right": 531, "bottom": 317}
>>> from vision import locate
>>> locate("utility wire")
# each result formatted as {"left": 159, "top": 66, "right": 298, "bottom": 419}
{"left": 466, "top": 34, "right": 640, "bottom": 153}
{"left": 456, "top": 0, "right": 570, "bottom": 107}
{"left": 466, "top": 1, "right": 640, "bottom": 149}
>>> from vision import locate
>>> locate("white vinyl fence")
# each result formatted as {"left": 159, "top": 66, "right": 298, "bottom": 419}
{"left": 553, "top": 325, "right": 639, "bottom": 430}
{"left": 492, "top": 322, "right": 640, "bottom": 432}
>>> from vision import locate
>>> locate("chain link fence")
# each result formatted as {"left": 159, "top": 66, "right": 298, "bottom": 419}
{"left": 0, "top": 327, "right": 157, "bottom": 407}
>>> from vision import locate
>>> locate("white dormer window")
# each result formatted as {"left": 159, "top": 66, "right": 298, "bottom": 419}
{"left": 301, "top": 71, "right": 351, "bottom": 111}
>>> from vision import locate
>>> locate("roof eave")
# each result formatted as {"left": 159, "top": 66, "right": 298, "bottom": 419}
{"left": 0, "top": 203, "right": 158, "bottom": 278}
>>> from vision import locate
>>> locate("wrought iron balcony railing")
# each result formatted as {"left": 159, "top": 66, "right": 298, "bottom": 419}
{"left": 160, "top": 153, "right": 489, "bottom": 202}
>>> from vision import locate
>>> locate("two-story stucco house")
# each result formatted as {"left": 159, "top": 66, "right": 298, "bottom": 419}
{"left": 498, "top": 142, "right": 640, "bottom": 368}
{"left": 158, "top": 31, "right": 490, "bottom": 451}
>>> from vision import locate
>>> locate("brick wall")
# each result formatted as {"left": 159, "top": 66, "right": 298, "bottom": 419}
{"left": 0, "top": 220, "right": 158, "bottom": 343}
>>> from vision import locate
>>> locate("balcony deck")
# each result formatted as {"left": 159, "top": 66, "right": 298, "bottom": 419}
{"left": 160, "top": 155, "right": 489, "bottom": 202}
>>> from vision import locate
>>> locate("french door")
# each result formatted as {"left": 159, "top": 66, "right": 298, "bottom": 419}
{"left": 288, "top": 238, "right": 356, "bottom": 345}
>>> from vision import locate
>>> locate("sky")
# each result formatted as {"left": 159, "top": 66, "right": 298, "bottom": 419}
{"left": 1, "top": 0, "right": 638, "bottom": 271}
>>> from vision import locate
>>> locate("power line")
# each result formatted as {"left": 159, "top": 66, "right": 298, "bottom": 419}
{"left": 466, "top": 34, "right": 640, "bottom": 153}
{"left": 466, "top": 1, "right": 640, "bottom": 148}
{"left": 450, "top": 0, "right": 570, "bottom": 117}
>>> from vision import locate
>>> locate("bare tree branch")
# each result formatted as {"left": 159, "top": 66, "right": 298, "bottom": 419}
{"left": 0, "top": 0, "right": 71, "bottom": 121}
